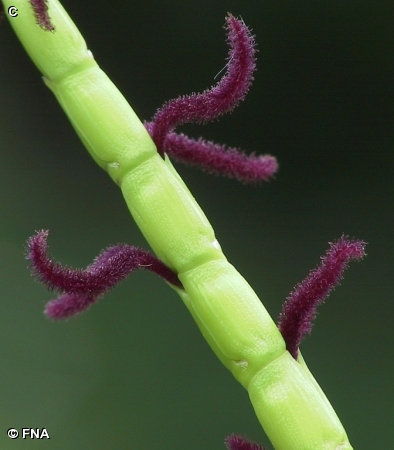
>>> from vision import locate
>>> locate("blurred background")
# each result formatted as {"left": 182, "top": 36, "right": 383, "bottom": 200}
{"left": 0, "top": 0, "right": 393, "bottom": 448}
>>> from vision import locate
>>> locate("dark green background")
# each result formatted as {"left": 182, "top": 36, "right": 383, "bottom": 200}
{"left": 0, "top": 0, "right": 393, "bottom": 448}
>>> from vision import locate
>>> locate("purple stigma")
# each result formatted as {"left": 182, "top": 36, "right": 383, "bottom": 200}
{"left": 225, "top": 435, "right": 266, "bottom": 450}
{"left": 26, "top": 230, "right": 182, "bottom": 319}
{"left": 0, "top": 4, "right": 5, "bottom": 25}
{"left": 145, "top": 126, "right": 278, "bottom": 184}
{"left": 148, "top": 14, "right": 256, "bottom": 148}
{"left": 145, "top": 14, "right": 278, "bottom": 184}
{"left": 29, "top": 0, "right": 54, "bottom": 31}
{"left": 278, "top": 235, "right": 366, "bottom": 359}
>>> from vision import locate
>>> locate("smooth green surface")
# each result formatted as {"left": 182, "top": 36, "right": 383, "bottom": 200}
{"left": 1, "top": 0, "right": 393, "bottom": 448}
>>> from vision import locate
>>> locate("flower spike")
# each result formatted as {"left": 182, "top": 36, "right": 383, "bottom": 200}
{"left": 225, "top": 434, "right": 266, "bottom": 450}
{"left": 278, "top": 235, "right": 366, "bottom": 359}
{"left": 146, "top": 14, "right": 278, "bottom": 184}
{"left": 26, "top": 230, "right": 182, "bottom": 319}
